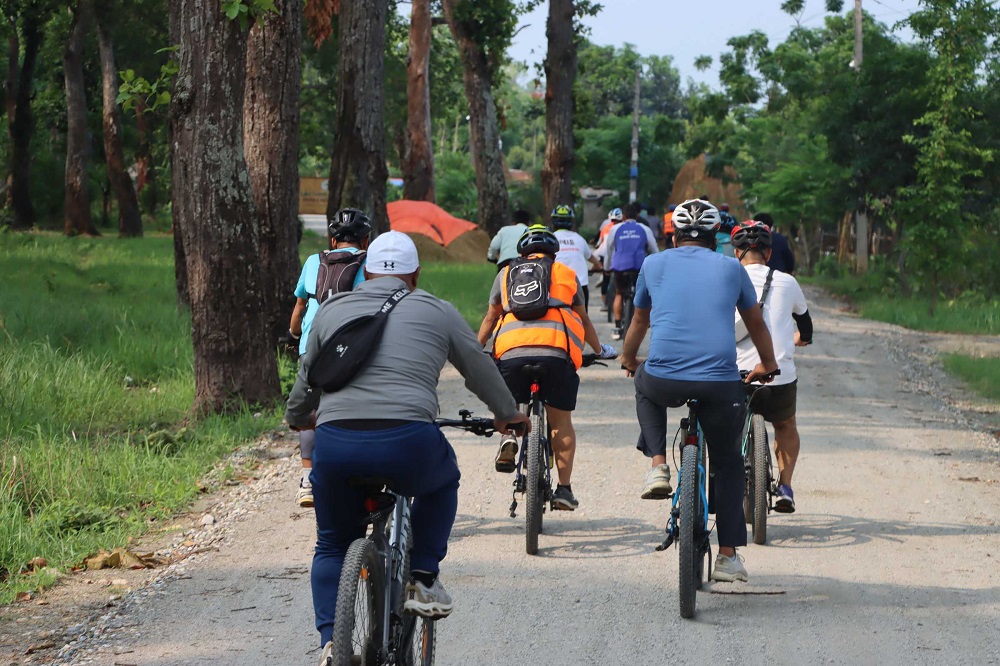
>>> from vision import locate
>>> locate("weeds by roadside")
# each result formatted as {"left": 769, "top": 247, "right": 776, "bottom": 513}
{"left": 942, "top": 355, "right": 1000, "bottom": 402}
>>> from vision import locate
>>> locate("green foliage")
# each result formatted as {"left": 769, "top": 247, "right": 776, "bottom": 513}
{"left": 942, "top": 354, "right": 1000, "bottom": 401}
{"left": 418, "top": 262, "right": 497, "bottom": 327}
{"left": 434, "top": 152, "right": 479, "bottom": 221}
{"left": 221, "top": 0, "right": 277, "bottom": 30}
{"left": 449, "top": 0, "right": 520, "bottom": 81}
{"left": 117, "top": 55, "right": 178, "bottom": 113}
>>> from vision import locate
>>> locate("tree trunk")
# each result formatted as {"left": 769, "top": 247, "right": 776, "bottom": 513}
{"left": 96, "top": 16, "right": 143, "bottom": 238}
{"left": 326, "top": 0, "right": 390, "bottom": 232}
{"left": 133, "top": 98, "right": 158, "bottom": 216}
{"left": 63, "top": 5, "right": 95, "bottom": 236}
{"left": 168, "top": 6, "right": 187, "bottom": 308}
{"left": 541, "top": 0, "right": 576, "bottom": 216}
{"left": 244, "top": 0, "right": 302, "bottom": 343}
{"left": 442, "top": 0, "right": 509, "bottom": 236}
{"left": 169, "top": 0, "right": 279, "bottom": 414}
{"left": 402, "top": 0, "right": 434, "bottom": 201}
{"left": 7, "top": 17, "right": 41, "bottom": 230}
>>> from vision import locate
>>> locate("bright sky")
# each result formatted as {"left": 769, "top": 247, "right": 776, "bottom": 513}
{"left": 508, "top": 0, "right": 924, "bottom": 87}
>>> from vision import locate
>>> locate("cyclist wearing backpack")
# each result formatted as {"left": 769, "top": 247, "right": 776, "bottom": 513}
{"left": 477, "top": 225, "right": 616, "bottom": 510}
{"left": 285, "top": 208, "right": 371, "bottom": 508}
{"left": 603, "top": 203, "right": 658, "bottom": 340}
{"left": 551, "top": 204, "right": 601, "bottom": 309}
{"left": 731, "top": 221, "right": 812, "bottom": 513}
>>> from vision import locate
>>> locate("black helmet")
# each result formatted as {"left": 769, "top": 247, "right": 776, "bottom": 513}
{"left": 517, "top": 224, "right": 560, "bottom": 256}
{"left": 551, "top": 204, "right": 574, "bottom": 230}
{"left": 730, "top": 221, "right": 773, "bottom": 251}
{"left": 328, "top": 208, "right": 372, "bottom": 243}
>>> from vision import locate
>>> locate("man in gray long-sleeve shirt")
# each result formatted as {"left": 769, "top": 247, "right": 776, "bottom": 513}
{"left": 285, "top": 231, "right": 528, "bottom": 656}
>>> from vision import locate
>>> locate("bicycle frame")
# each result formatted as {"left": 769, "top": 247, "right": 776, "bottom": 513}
{"left": 510, "top": 385, "right": 553, "bottom": 516}
{"left": 662, "top": 403, "right": 710, "bottom": 548}
{"left": 362, "top": 492, "right": 415, "bottom": 662}
{"left": 739, "top": 385, "right": 777, "bottom": 504}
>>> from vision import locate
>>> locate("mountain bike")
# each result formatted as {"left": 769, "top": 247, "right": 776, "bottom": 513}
{"left": 620, "top": 273, "right": 637, "bottom": 337}
{"left": 508, "top": 353, "right": 604, "bottom": 555}
{"left": 655, "top": 397, "right": 713, "bottom": 619}
{"left": 328, "top": 411, "right": 502, "bottom": 666}
{"left": 740, "top": 370, "right": 780, "bottom": 545}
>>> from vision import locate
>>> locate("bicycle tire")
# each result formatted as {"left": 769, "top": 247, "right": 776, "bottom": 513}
{"left": 403, "top": 616, "right": 436, "bottom": 666}
{"left": 331, "top": 538, "right": 384, "bottom": 665}
{"left": 678, "top": 443, "right": 699, "bottom": 619}
{"left": 622, "top": 291, "right": 634, "bottom": 335}
{"left": 525, "top": 408, "right": 544, "bottom": 555}
{"left": 751, "top": 414, "right": 769, "bottom": 545}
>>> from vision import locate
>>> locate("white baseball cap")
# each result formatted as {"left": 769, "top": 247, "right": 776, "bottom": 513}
{"left": 366, "top": 231, "right": 420, "bottom": 275}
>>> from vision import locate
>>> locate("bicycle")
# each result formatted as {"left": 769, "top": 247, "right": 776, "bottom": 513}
{"left": 328, "top": 411, "right": 503, "bottom": 666}
{"left": 508, "top": 353, "right": 604, "bottom": 555}
{"left": 654, "top": 397, "right": 713, "bottom": 619}
{"left": 740, "top": 369, "right": 780, "bottom": 545}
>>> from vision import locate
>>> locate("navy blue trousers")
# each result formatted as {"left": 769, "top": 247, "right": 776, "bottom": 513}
{"left": 310, "top": 421, "right": 461, "bottom": 646}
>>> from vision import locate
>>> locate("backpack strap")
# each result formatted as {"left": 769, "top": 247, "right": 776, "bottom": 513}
{"left": 759, "top": 268, "right": 776, "bottom": 308}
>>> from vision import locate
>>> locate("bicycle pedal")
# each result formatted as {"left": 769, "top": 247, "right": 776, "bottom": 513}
{"left": 509, "top": 499, "right": 518, "bottom": 518}
{"left": 655, "top": 534, "right": 674, "bottom": 552}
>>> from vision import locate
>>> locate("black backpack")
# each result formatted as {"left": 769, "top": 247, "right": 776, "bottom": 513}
{"left": 505, "top": 256, "right": 554, "bottom": 321}
{"left": 307, "top": 288, "right": 408, "bottom": 392}
{"left": 313, "top": 250, "right": 366, "bottom": 304}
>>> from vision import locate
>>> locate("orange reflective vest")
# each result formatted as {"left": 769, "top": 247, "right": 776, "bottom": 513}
{"left": 493, "top": 257, "right": 586, "bottom": 369}
{"left": 663, "top": 211, "right": 675, "bottom": 234}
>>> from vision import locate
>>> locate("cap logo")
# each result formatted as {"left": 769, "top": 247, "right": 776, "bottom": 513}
{"left": 384, "top": 261, "right": 395, "bottom": 270}
{"left": 343, "top": 212, "right": 350, "bottom": 222}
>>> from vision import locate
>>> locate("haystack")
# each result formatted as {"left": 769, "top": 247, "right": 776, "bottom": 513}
{"left": 667, "top": 155, "right": 749, "bottom": 220}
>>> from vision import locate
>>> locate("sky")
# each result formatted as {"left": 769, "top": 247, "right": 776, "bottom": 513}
{"left": 507, "top": 0, "right": 924, "bottom": 87}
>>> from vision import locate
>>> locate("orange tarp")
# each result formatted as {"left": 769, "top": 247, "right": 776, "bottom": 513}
{"left": 388, "top": 200, "right": 477, "bottom": 247}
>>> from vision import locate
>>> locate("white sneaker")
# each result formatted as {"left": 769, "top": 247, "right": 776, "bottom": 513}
{"left": 317, "top": 640, "right": 333, "bottom": 666}
{"left": 297, "top": 476, "right": 314, "bottom": 508}
{"left": 711, "top": 552, "right": 749, "bottom": 582}
{"left": 611, "top": 327, "right": 622, "bottom": 341}
{"left": 404, "top": 578, "right": 454, "bottom": 619}
{"left": 640, "top": 464, "right": 673, "bottom": 499}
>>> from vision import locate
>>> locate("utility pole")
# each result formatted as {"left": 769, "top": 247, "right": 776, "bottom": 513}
{"left": 629, "top": 67, "right": 641, "bottom": 204}
{"left": 853, "top": 0, "right": 869, "bottom": 273}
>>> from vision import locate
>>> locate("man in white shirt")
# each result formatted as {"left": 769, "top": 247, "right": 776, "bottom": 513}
{"left": 731, "top": 221, "right": 813, "bottom": 513}
{"left": 551, "top": 205, "right": 600, "bottom": 309}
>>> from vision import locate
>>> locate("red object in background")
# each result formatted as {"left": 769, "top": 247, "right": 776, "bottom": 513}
{"left": 387, "top": 200, "right": 477, "bottom": 247}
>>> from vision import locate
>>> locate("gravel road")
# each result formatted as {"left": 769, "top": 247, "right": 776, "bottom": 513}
{"left": 49, "top": 287, "right": 999, "bottom": 666}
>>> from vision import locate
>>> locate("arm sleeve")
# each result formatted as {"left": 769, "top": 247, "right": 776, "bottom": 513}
{"left": 792, "top": 310, "right": 813, "bottom": 342}
{"left": 446, "top": 303, "right": 519, "bottom": 420}
{"left": 634, "top": 266, "right": 652, "bottom": 309}
{"left": 487, "top": 230, "right": 501, "bottom": 260}
{"left": 603, "top": 230, "right": 615, "bottom": 271}
{"left": 736, "top": 264, "right": 757, "bottom": 310}
{"left": 643, "top": 225, "right": 658, "bottom": 254}
{"left": 294, "top": 256, "right": 314, "bottom": 299}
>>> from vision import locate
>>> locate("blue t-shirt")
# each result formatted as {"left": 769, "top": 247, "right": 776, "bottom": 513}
{"left": 611, "top": 221, "right": 648, "bottom": 272}
{"left": 293, "top": 248, "right": 365, "bottom": 355}
{"left": 634, "top": 246, "right": 757, "bottom": 381}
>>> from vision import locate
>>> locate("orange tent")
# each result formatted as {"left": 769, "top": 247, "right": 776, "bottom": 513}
{"left": 387, "top": 200, "right": 477, "bottom": 247}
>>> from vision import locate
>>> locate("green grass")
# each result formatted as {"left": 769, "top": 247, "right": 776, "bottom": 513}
{"left": 942, "top": 354, "right": 1000, "bottom": 401}
{"left": 0, "top": 231, "right": 494, "bottom": 603}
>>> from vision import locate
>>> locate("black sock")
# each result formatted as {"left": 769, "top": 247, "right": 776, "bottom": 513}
{"left": 557, "top": 484, "right": 572, "bottom": 493}
{"left": 412, "top": 570, "right": 436, "bottom": 587}
{"left": 614, "top": 320, "right": 622, "bottom": 328}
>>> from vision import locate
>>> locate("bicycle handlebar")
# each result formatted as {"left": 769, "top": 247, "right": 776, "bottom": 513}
{"left": 436, "top": 410, "right": 526, "bottom": 437}
{"left": 582, "top": 353, "right": 608, "bottom": 368}
{"left": 739, "top": 368, "right": 782, "bottom": 382}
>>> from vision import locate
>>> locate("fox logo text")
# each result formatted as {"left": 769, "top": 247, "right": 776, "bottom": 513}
{"left": 512, "top": 281, "right": 541, "bottom": 298}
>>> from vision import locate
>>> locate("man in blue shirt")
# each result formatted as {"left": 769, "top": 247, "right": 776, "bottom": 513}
{"left": 620, "top": 199, "right": 778, "bottom": 583}
{"left": 603, "top": 203, "right": 658, "bottom": 340}
{"left": 285, "top": 208, "right": 371, "bottom": 508}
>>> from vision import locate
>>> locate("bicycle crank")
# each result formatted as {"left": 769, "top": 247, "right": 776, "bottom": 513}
{"left": 509, "top": 498, "right": 518, "bottom": 518}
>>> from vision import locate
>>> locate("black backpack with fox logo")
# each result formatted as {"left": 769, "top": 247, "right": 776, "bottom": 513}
{"left": 313, "top": 250, "right": 366, "bottom": 304}
{"left": 505, "top": 256, "right": 554, "bottom": 320}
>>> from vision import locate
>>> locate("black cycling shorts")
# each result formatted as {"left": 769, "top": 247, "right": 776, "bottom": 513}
{"left": 613, "top": 270, "right": 640, "bottom": 294}
{"left": 751, "top": 380, "right": 797, "bottom": 423}
{"left": 498, "top": 356, "right": 580, "bottom": 412}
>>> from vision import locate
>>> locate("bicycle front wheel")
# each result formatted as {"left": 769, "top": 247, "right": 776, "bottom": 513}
{"left": 524, "top": 408, "right": 544, "bottom": 555}
{"left": 678, "top": 443, "right": 699, "bottom": 619}
{"left": 403, "top": 616, "right": 436, "bottom": 666}
{"left": 331, "top": 539, "right": 384, "bottom": 665}
{"left": 751, "top": 414, "right": 769, "bottom": 545}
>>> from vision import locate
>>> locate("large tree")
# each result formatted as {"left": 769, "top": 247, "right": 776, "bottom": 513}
{"left": 402, "top": 0, "right": 434, "bottom": 202}
{"left": 441, "top": 0, "right": 513, "bottom": 236}
{"left": 96, "top": 2, "right": 143, "bottom": 238}
{"left": 244, "top": 0, "right": 302, "bottom": 340}
{"left": 541, "top": 0, "right": 577, "bottom": 215}
{"left": 62, "top": 1, "right": 94, "bottom": 236}
{"left": 169, "top": 0, "right": 279, "bottom": 413}
{"left": 326, "top": 0, "right": 390, "bottom": 232}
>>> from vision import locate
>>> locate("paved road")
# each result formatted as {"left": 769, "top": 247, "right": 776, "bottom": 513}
{"left": 63, "top": 288, "right": 999, "bottom": 665}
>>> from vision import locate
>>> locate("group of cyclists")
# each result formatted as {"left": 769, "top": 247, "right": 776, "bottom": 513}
{"left": 283, "top": 198, "right": 813, "bottom": 662}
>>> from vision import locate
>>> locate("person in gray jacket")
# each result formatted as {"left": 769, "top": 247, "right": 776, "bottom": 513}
{"left": 285, "top": 230, "right": 529, "bottom": 656}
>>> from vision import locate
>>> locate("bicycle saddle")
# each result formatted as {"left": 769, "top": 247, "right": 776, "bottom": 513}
{"left": 520, "top": 363, "right": 548, "bottom": 380}
{"left": 347, "top": 476, "right": 394, "bottom": 492}
{"left": 664, "top": 397, "right": 688, "bottom": 409}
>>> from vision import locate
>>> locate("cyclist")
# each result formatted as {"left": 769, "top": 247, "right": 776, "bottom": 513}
{"left": 477, "top": 224, "right": 616, "bottom": 511}
{"left": 715, "top": 204, "right": 738, "bottom": 257}
{"left": 663, "top": 204, "right": 676, "bottom": 249}
{"left": 594, "top": 207, "right": 623, "bottom": 249}
{"left": 753, "top": 212, "right": 796, "bottom": 274}
{"left": 284, "top": 208, "right": 371, "bottom": 508}
{"left": 603, "top": 203, "right": 658, "bottom": 340}
{"left": 551, "top": 204, "right": 601, "bottom": 309}
{"left": 731, "top": 221, "right": 812, "bottom": 513}
{"left": 487, "top": 209, "right": 531, "bottom": 272}
{"left": 620, "top": 199, "right": 778, "bottom": 583}
{"left": 285, "top": 231, "right": 529, "bottom": 655}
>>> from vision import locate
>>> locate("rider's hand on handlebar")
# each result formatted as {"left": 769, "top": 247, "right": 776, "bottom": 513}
{"left": 495, "top": 412, "right": 531, "bottom": 437}
{"left": 620, "top": 354, "right": 642, "bottom": 378}
{"left": 745, "top": 362, "right": 779, "bottom": 384}
{"left": 599, "top": 343, "right": 618, "bottom": 359}
{"left": 794, "top": 331, "right": 811, "bottom": 347}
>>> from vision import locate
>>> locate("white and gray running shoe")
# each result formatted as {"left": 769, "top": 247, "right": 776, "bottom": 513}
{"left": 640, "top": 464, "right": 673, "bottom": 499}
{"left": 404, "top": 578, "right": 454, "bottom": 619}
{"left": 711, "top": 552, "right": 749, "bottom": 583}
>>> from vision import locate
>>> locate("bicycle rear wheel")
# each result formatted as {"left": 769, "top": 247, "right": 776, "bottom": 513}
{"left": 751, "top": 414, "right": 769, "bottom": 545}
{"left": 622, "top": 292, "right": 634, "bottom": 335}
{"left": 524, "top": 407, "right": 544, "bottom": 555}
{"left": 331, "top": 538, "right": 384, "bottom": 665}
{"left": 678, "top": 443, "right": 699, "bottom": 619}
{"left": 403, "top": 616, "right": 436, "bottom": 665}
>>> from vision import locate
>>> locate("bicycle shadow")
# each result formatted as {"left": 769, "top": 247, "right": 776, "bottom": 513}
{"left": 535, "top": 517, "right": 660, "bottom": 559}
{"left": 763, "top": 513, "right": 995, "bottom": 549}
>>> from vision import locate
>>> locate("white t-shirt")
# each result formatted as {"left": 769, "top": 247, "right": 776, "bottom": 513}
{"left": 554, "top": 229, "right": 593, "bottom": 287}
{"left": 735, "top": 264, "right": 808, "bottom": 385}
